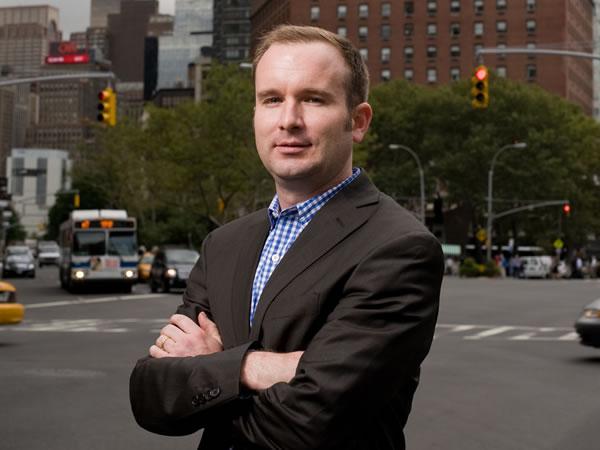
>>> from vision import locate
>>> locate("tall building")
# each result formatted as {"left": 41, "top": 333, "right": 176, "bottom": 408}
{"left": 157, "top": 0, "right": 213, "bottom": 90}
{"left": 213, "top": 0, "right": 251, "bottom": 63}
{"left": 0, "top": 5, "right": 62, "bottom": 75}
{"left": 144, "top": 14, "right": 174, "bottom": 99}
{"left": 108, "top": 0, "right": 158, "bottom": 83}
{"left": 90, "top": 0, "right": 121, "bottom": 29}
{"left": 251, "top": 0, "right": 595, "bottom": 115}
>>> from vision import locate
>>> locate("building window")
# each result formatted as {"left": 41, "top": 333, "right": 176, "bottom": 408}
{"left": 527, "top": 42, "right": 536, "bottom": 59}
{"left": 450, "top": 45, "right": 461, "bottom": 57}
{"left": 381, "top": 47, "right": 391, "bottom": 62}
{"left": 427, "top": 1, "right": 437, "bottom": 13}
{"left": 404, "top": 1, "right": 414, "bottom": 15}
{"left": 450, "top": 0, "right": 460, "bottom": 12}
{"left": 427, "top": 45, "right": 437, "bottom": 58}
{"left": 526, "top": 20, "right": 536, "bottom": 33}
{"left": 358, "top": 26, "right": 368, "bottom": 40}
{"left": 337, "top": 26, "right": 347, "bottom": 37}
{"left": 404, "top": 46, "right": 414, "bottom": 59}
{"left": 404, "top": 23, "right": 414, "bottom": 36}
{"left": 381, "top": 24, "right": 391, "bottom": 40}
{"left": 310, "top": 6, "right": 320, "bottom": 21}
{"left": 474, "top": 0, "right": 484, "bottom": 13}
{"left": 474, "top": 22, "right": 484, "bottom": 36}
{"left": 450, "top": 67, "right": 460, "bottom": 81}
{"left": 427, "top": 23, "right": 437, "bottom": 36}
{"left": 496, "top": 0, "right": 507, "bottom": 10}
{"left": 526, "top": 0, "right": 536, "bottom": 11}
{"left": 381, "top": 3, "right": 391, "bottom": 17}
{"left": 497, "top": 21, "right": 507, "bottom": 32}
{"left": 450, "top": 23, "right": 460, "bottom": 36}
{"left": 358, "top": 3, "right": 369, "bottom": 19}
{"left": 381, "top": 69, "right": 391, "bottom": 81}
{"left": 527, "top": 64, "right": 537, "bottom": 80}
{"left": 337, "top": 5, "right": 347, "bottom": 19}
{"left": 427, "top": 68, "right": 437, "bottom": 83}
{"left": 404, "top": 68, "right": 414, "bottom": 80}
{"left": 360, "top": 48, "right": 368, "bottom": 61}
{"left": 497, "top": 66, "right": 507, "bottom": 77}
{"left": 474, "top": 44, "right": 483, "bottom": 58}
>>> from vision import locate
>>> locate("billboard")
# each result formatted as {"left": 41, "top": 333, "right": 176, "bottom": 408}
{"left": 45, "top": 41, "right": 91, "bottom": 65}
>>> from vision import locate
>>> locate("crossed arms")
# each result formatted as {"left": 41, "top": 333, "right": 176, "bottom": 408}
{"left": 129, "top": 231, "right": 443, "bottom": 449}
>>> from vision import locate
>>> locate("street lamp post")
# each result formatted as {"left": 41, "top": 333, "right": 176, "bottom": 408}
{"left": 389, "top": 144, "right": 425, "bottom": 223}
{"left": 486, "top": 142, "right": 527, "bottom": 262}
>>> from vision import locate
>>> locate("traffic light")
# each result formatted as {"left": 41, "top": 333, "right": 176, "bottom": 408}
{"left": 97, "top": 87, "right": 117, "bottom": 126}
{"left": 471, "top": 65, "right": 489, "bottom": 109}
{"left": 563, "top": 203, "right": 571, "bottom": 216}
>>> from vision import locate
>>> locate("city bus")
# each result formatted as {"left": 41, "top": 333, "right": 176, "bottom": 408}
{"left": 58, "top": 209, "right": 138, "bottom": 292}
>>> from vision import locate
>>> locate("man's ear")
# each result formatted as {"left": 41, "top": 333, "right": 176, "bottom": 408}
{"left": 351, "top": 102, "right": 373, "bottom": 144}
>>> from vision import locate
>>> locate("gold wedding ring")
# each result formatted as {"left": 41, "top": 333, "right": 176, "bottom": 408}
{"left": 157, "top": 334, "right": 169, "bottom": 350}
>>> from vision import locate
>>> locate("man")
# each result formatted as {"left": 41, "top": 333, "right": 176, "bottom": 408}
{"left": 130, "top": 25, "right": 444, "bottom": 449}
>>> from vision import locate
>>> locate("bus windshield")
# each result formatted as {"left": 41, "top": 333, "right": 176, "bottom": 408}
{"left": 108, "top": 231, "right": 137, "bottom": 256}
{"left": 73, "top": 231, "right": 106, "bottom": 256}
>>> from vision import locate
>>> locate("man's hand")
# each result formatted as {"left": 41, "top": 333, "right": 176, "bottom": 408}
{"left": 150, "top": 312, "right": 223, "bottom": 358}
{"left": 241, "top": 350, "right": 304, "bottom": 391}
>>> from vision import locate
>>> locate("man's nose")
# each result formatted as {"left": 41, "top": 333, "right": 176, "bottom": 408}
{"left": 278, "top": 101, "right": 304, "bottom": 130}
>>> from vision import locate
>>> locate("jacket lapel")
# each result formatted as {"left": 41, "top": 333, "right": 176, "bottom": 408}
{"left": 249, "top": 174, "right": 380, "bottom": 338}
{"left": 229, "top": 213, "right": 269, "bottom": 343}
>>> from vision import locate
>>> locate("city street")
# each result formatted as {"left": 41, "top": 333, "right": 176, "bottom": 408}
{"left": 1, "top": 267, "right": 599, "bottom": 450}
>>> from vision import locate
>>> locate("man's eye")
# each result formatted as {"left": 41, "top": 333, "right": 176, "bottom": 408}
{"left": 263, "top": 97, "right": 281, "bottom": 104}
{"left": 305, "top": 97, "right": 323, "bottom": 104}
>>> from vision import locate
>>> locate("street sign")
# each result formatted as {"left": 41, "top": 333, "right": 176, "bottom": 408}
{"left": 553, "top": 238, "right": 564, "bottom": 250}
{"left": 12, "top": 168, "right": 47, "bottom": 177}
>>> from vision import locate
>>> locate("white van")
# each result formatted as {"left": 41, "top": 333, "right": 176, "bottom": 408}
{"left": 521, "top": 256, "right": 552, "bottom": 279}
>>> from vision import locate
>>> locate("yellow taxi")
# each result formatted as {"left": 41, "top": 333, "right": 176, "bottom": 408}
{"left": 137, "top": 252, "right": 154, "bottom": 282}
{"left": 0, "top": 281, "right": 24, "bottom": 325}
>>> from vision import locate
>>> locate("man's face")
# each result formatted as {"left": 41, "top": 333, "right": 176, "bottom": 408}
{"left": 253, "top": 42, "right": 371, "bottom": 193}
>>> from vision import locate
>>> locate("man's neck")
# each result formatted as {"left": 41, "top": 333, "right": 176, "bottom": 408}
{"left": 275, "top": 168, "right": 353, "bottom": 210}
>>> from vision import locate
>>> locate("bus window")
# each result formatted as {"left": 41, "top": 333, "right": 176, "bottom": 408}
{"left": 108, "top": 231, "right": 137, "bottom": 256}
{"left": 73, "top": 231, "right": 106, "bottom": 256}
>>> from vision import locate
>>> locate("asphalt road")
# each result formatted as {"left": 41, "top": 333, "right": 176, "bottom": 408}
{"left": 1, "top": 267, "right": 599, "bottom": 450}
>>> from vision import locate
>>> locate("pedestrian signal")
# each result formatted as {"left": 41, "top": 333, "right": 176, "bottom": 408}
{"left": 97, "top": 87, "right": 117, "bottom": 126}
{"left": 471, "top": 65, "right": 489, "bottom": 109}
{"left": 562, "top": 203, "right": 571, "bottom": 216}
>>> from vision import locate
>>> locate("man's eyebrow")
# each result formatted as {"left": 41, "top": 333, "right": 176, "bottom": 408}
{"left": 256, "top": 89, "right": 280, "bottom": 99}
{"left": 256, "top": 88, "right": 335, "bottom": 100}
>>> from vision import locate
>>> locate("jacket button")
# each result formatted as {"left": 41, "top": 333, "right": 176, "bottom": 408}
{"left": 191, "top": 394, "right": 204, "bottom": 407}
{"left": 208, "top": 387, "right": 221, "bottom": 399}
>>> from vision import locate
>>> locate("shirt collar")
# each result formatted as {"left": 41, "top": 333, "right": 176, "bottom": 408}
{"left": 267, "top": 168, "right": 361, "bottom": 229}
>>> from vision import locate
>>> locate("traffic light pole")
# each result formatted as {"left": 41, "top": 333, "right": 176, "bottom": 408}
{"left": 0, "top": 72, "right": 115, "bottom": 87}
{"left": 476, "top": 47, "right": 600, "bottom": 64}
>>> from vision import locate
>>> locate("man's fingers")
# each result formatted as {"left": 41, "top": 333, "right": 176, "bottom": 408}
{"left": 160, "top": 323, "right": 185, "bottom": 342}
{"left": 169, "top": 314, "right": 200, "bottom": 333}
{"left": 149, "top": 345, "right": 170, "bottom": 358}
{"left": 198, "top": 312, "right": 222, "bottom": 344}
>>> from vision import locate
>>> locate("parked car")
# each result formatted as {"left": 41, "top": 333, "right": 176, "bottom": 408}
{"left": 575, "top": 298, "right": 600, "bottom": 348}
{"left": 137, "top": 252, "right": 154, "bottom": 282}
{"left": 37, "top": 241, "right": 60, "bottom": 267}
{"left": 2, "top": 245, "right": 36, "bottom": 278}
{"left": 150, "top": 247, "right": 199, "bottom": 293}
{"left": 0, "top": 281, "right": 23, "bottom": 325}
{"left": 521, "top": 256, "right": 552, "bottom": 279}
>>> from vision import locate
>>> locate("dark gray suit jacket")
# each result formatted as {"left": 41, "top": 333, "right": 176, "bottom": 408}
{"left": 130, "top": 173, "right": 444, "bottom": 449}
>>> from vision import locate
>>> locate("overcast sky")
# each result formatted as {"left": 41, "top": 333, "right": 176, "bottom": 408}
{"left": 0, "top": 0, "right": 176, "bottom": 38}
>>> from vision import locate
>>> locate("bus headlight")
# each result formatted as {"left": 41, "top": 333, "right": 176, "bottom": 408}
{"left": 166, "top": 268, "right": 177, "bottom": 278}
{"left": 123, "top": 270, "right": 135, "bottom": 279}
{"left": 73, "top": 270, "right": 86, "bottom": 280}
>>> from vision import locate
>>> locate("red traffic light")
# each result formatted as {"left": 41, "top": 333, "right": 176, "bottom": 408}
{"left": 475, "top": 66, "right": 488, "bottom": 81}
{"left": 563, "top": 203, "right": 571, "bottom": 215}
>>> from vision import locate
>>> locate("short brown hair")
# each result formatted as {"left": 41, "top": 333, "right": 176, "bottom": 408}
{"left": 253, "top": 24, "right": 369, "bottom": 110}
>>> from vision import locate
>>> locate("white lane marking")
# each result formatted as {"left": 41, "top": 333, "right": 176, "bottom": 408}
{"left": 25, "top": 293, "right": 163, "bottom": 309}
{"left": 464, "top": 326, "right": 515, "bottom": 340}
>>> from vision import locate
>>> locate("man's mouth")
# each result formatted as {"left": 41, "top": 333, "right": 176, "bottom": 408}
{"left": 274, "top": 141, "right": 312, "bottom": 153}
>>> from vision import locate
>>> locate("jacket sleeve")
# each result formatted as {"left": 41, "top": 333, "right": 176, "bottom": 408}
{"left": 231, "top": 231, "right": 444, "bottom": 449}
{"left": 129, "top": 233, "right": 257, "bottom": 436}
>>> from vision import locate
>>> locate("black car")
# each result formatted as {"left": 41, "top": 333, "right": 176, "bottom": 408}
{"left": 575, "top": 298, "right": 600, "bottom": 348}
{"left": 150, "top": 248, "right": 199, "bottom": 293}
{"left": 2, "top": 245, "right": 36, "bottom": 278}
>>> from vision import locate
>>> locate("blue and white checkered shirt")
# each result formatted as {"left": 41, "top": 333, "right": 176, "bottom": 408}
{"left": 250, "top": 168, "right": 361, "bottom": 324}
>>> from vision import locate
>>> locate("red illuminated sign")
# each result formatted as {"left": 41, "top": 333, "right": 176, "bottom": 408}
{"left": 46, "top": 41, "right": 90, "bottom": 65}
{"left": 45, "top": 54, "right": 90, "bottom": 64}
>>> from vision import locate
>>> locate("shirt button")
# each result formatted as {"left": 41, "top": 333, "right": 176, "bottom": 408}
{"left": 271, "top": 254, "right": 280, "bottom": 263}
